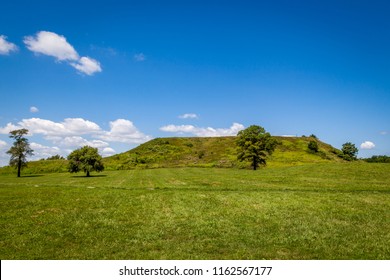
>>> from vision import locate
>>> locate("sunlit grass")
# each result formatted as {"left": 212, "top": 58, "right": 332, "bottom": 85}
{"left": 0, "top": 163, "right": 389, "bottom": 259}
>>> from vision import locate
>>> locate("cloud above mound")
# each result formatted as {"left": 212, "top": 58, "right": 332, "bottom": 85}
{"left": 360, "top": 141, "right": 375, "bottom": 150}
{"left": 99, "top": 119, "right": 152, "bottom": 144}
{"left": 160, "top": 122, "right": 245, "bottom": 137}
{"left": 24, "top": 31, "right": 101, "bottom": 75}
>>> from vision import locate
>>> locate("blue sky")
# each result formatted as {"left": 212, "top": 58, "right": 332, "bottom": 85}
{"left": 1, "top": 0, "right": 389, "bottom": 165}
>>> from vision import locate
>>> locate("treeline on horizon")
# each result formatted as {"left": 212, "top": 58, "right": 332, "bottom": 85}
{"left": 37, "top": 153, "right": 390, "bottom": 164}
{"left": 363, "top": 155, "right": 390, "bottom": 163}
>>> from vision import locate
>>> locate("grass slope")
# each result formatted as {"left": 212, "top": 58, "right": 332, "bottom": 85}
{"left": 1, "top": 163, "right": 389, "bottom": 259}
{"left": 104, "top": 136, "right": 344, "bottom": 170}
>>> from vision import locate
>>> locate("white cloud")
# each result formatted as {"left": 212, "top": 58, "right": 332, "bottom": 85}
{"left": 134, "top": 53, "right": 146, "bottom": 61}
{"left": 380, "top": 131, "right": 388, "bottom": 135}
{"left": 0, "top": 140, "right": 8, "bottom": 149}
{"left": 0, "top": 35, "right": 18, "bottom": 55}
{"left": 57, "top": 136, "right": 109, "bottom": 148}
{"left": 360, "top": 141, "right": 375, "bottom": 150}
{"left": 0, "top": 118, "right": 150, "bottom": 144}
{"left": 99, "top": 119, "right": 152, "bottom": 144}
{"left": 24, "top": 31, "right": 102, "bottom": 75}
{"left": 30, "top": 142, "right": 61, "bottom": 159}
{"left": 0, "top": 118, "right": 150, "bottom": 161}
{"left": 0, "top": 123, "right": 22, "bottom": 134}
{"left": 14, "top": 118, "right": 101, "bottom": 137}
{"left": 30, "top": 106, "right": 39, "bottom": 113}
{"left": 160, "top": 122, "right": 245, "bottom": 137}
{"left": 70, "top": 56, "right": 102, "bottom": 76}
{"left": 160, "top": 124, "right": 196, "bottom": 133}
{"left": 179, "top": 113, "right": 198, "bottom": 119}
{"left": 24, "top": 31, "right": 79, "bottom": 61}
{"left": 102, "top": 147, "right": 116, "bottom": 157}
{"left": 0, "top": 140, "right": 10, "bottom": 167}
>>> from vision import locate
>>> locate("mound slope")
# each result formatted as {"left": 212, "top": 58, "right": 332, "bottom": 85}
{"left": 0, "top": 136, "right": 344, "bottom": 174}
{"left": 104, "top": 136, "right": 344, "bottom": 170}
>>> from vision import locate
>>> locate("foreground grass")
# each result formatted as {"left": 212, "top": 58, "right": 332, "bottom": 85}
{"left": 0, "top": 163, "right": 389, "bottom": 259}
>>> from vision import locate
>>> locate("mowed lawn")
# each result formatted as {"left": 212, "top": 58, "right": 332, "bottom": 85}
{"left": 0, "top": 163, "right": 389, "bottom": 260}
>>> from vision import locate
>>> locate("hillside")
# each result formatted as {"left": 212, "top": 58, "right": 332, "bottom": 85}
{"left": 0, "top": 136, "right": 345, "bottom": 174}
{"left": 103, "top": 136, "right": 344, "bottom": 170}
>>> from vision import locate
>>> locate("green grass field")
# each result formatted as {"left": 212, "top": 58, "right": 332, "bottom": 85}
{"left": 1, "top": 163, "right": 389, "bottom": 259}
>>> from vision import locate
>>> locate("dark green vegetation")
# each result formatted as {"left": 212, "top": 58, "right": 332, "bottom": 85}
{"left": 364, "top": 155, "right": 390, "bottom": 163}
{"left": 67, "top": 146, "right": 104, "bottom": 177}
{"left": 6, "top": 129, "right": 34, "bottom": 177}
{"left": 1, "top": 163, "right": 389, "bottom": 259}
{"left": 236, "top": 125, "right": 277, "bottom": 170}
{"left": 341, "top": 142, "right": 359, "bottom": 161}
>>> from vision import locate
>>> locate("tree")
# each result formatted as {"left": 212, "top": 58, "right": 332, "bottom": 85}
{"left": 308, "top": 140, "right": 319, "bottom": 153}
{"left": 7, "top": 129, "right": 34, "bottom": 177}
{"left": 236, "top": 125, "right": 277, "bottom": 170}
{"left": 341, "top": 142, "right": 358, "bottom": 161}
{"left": 67, "top": 146, "right": 104, "bottom": 177}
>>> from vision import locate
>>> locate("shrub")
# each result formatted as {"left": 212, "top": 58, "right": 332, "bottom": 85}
{"left": 308, "top": 140, "right": 319, "bottom": 153}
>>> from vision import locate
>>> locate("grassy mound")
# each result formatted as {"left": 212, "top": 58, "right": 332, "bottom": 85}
{"left": 104, "top": 136, "right": 344, "bottom": 170}
{"left": 0, "top": 136, "right": 344, "bottom": 175}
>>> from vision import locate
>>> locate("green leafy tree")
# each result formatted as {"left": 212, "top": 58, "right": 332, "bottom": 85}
{"left": 67, "top": 146, "right": 104, "bottom": 177}
{"left": 308, "top": 140, "right": 319, "bottom": 153}
{"left": 7, "top": 129, "right": 34, "bottom": 177}
{"left": 341, "top": 142, "right": 358, "bottom": 161}
{"left": 236, "top": 125, "right": 277, "bottom": 170}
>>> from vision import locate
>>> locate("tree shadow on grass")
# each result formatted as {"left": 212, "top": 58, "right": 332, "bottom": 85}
{"left": 20, "top": 174, "right": 44, "bottom": 178}
{"left": 71, "top": 174, "right": 107, "bottom": 178}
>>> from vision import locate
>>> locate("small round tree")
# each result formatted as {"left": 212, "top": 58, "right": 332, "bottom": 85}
{"left": 67, "top": 146, "right": 104, "bottom": 177}
{"left": 341, "top": 142, "right": 358, "bottom": 161}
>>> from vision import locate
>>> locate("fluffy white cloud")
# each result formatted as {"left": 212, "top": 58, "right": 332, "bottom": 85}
{"left": 102, "top": 147, "right": 116, "bottom": 156}
{"left": 30, "top": 142, "right": 61, "bottom": 159}
{"left": 24, "top": 31, "right": 79, "bottom": 61}
{"left": 57, "top": 136, "right": 109, "bottom": 148}
{"left": 360, "top": 141, "right": 375, "bottom": 150}
{"left": 99, "top": 119, "right": 151, "bottom": 144}
{"left": 0, "top": 118, "right": 150, "bottom": 144}
{"left": 0, "top": 35, "right": 18, "bottom": 55}
{"left": 179, "top": 113, "right": 198, "bottom": 119}
{"left": 0, "top": 140, "right": 10, "bottom": 167}
{"left": 160, "top": 122, "right": 245, "bottom": 137}
{"left": 0, "top": 118, "right": 150, "bottom": 161}
{"left": 70, "top": 56, "right": 102, "bottom": 76}
{"left": 24, "top": 31, "right": 102, "bottom": 75}
{"left": 0, "top": 140, "right": 8, "bottom": 149}
{"left": 30, "top": 106, "right": 39, "bottom": 113}
{"left": 15, "top": 118, "right": 101, "bottom": 137}
{"left": 0, "top": 123, "right": 22, "bottom": 134}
